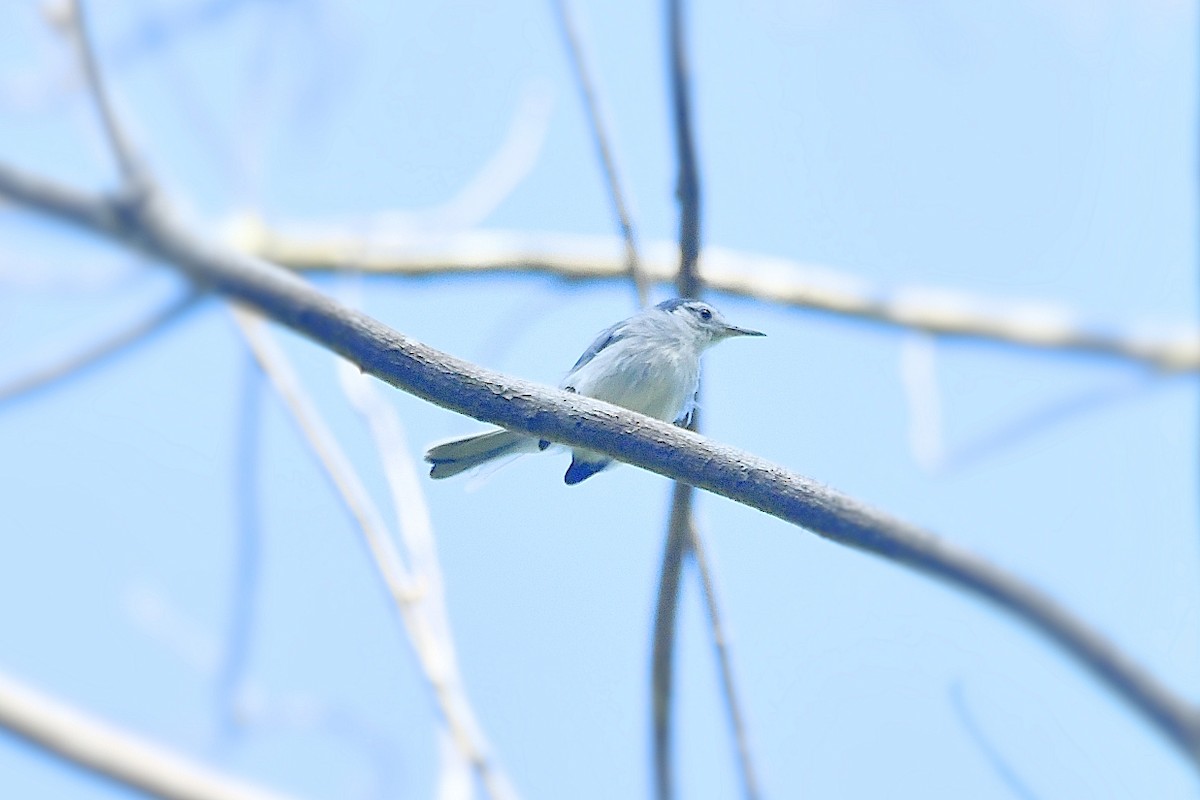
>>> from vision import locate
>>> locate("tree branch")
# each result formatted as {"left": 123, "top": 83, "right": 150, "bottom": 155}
{"left": 230, "top": 308, "right": 517, "bottom": 800}
{"left": 0, "top": 288, "right": 201, "bottom": 407}
{"left": 216, "top": 356, "right": 264, "bottom": 739}
{"left": 651, "top": 481, "right": 692, "bottom": 800}
{"left": 690, "top": 520, "right": 760, "bottom": 799}
{"left": 551, "top": 0, "right": 649, "bottom": 307}
{"left": 67, "top": 0, "right": 151, "bottom": 194}
{"left": 334, "top": 316, "right": 506, "bottom": 796}
{"left": 0, "top": 668, "right": 292, "bottom": 800}
{"left": 653, "top": 483, "right": 760, "bottom": 799}
{"left": 950, "top": 683, "right": 1043, "bottom": 800}
{"left": 668, "top": 0, "right": 701, "bottom": 300}
{"left": 234, "top": 224, "right": 1200, "bottom": 372}
{"left": 654, "top": 1, "right": 761, "bottom": 795}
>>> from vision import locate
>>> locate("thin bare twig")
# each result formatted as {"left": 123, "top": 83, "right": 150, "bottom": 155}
{"left": 4, "top": 155, "right": 1200, "bottom": 774}
{"left": 334, "top": 356, "right": 479, "bottom": 795}
{"left": 668, "top": 0, "right": 701, "bottom": 301}
{"left": 651, "top": 481, "right": 693, "bottom": 800}
{"left": 1195, "top": 5, "right": 1200, "bottom": 678}
{"left": 230, "top": 308, "right": 517, "bottom": 800}
{"left": 550, "top": 0, "right": 649, "bottom": 306}
{"left": 236, "top": 225, "right": 1200, "bottom": 372}
{"left": 0, "top": 668, "right": 293, "bottom": 800}
{"left": 950, "top": 684, "right": 1043, "bottom": 800}
{"left": 654, "top": 1, "right": 760, "bottom": 797}
{"left": 654, "top": 483, "right": 761, "bottom": 799}
{"left": 654, "top": 0, "right": 697, "bottom": 790}
{"left": 238, "top": 696, "right": 402, "bottom": 799}
{"left": 375, "top": 84, "right": 553, "bottom": 235}
{"left": 941, "top": 373, "right": 1161, "bottom": 471}
{"left": 0, "top": 0, "right": 192, "bottom": 414}
{"left": 67, "top": 0, "right": 150, "bottom": 193}
{"left": 0, "top": 288, "right": 201, "bottom": 407}
{"left": 216, "top": 357, "right": 264, "bottom": 739}
{"left": 900, "top": 334, "right": 945, "bottom": 470}
{"left": 690, "top": 525, "right": 760, "bottom": 798}
{"left": 124, "top": 584, "right": 402, "bottom": 796}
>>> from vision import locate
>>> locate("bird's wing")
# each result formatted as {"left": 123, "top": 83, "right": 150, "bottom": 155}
{"left": 563, "top": 319, "right": 630, "bottom": 381}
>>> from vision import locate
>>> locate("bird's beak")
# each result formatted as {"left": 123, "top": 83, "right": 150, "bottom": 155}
{"left": 721, "top": 323, "right": 765, "bottom": 338}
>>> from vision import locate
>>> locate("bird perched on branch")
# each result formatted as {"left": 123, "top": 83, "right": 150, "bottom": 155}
{"left": 424, "top": 298, "right": 765, "bottom": 484}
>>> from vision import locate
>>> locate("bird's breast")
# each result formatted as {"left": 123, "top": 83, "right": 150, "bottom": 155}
{"left": 567, "top": 340, "right": 699, "bottom": 423}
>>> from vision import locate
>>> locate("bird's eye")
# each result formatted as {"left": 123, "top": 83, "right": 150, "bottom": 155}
{"left": 698, "top": 307, "right": 712, "bottom": 321}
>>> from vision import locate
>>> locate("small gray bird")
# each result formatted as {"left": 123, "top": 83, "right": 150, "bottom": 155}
{"left": 424, "top": 298, "right": 764, "bottom": 484}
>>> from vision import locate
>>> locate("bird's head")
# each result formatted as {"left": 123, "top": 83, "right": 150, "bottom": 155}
{"left": 656, "top": 298, "right": 765, "bottom": 346}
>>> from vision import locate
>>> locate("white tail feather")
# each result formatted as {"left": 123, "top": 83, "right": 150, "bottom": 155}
{"left": 424, "top": 429, "right": 541, "bottom": 479}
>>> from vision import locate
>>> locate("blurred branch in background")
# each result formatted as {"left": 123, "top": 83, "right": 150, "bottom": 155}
{"left": 231, "top": 308, "right": 518, "bottom": 800}
{"left": 367, "top": 82, "right": 554, "bottom": 237}
{"left": 235, "top": 695, "right": 403, "bottom": 800}
{"left": 654, "top": 0, "right": 701, "bottom": 792}
{"left": 550, "top": 0, "right": 649, "bottom": 307}
{"left": 689, "top": 526, "right": 758, "bottom": 799}
{"left": 940, "top": 372, "right": 1163, "bottom": 472}
{"left": 651, "top": 483, "right": 691, "bottom": 800}
{"left": 334, "top": 362, "right": 480, "bottom": 799}
{"left": 899, "top": 333, "right": 946, "bottom": 471}
{"left": 234, "top": 222, "right": 1200, "bottom": 372}
{"left": 652, "top": 483, "right": 761, "bottom": 800}
{"left": 216, "top": 357, "right": 266, "bottom": 741}
{"left": 894, "top": 312, "right": 1166, "bottom": 476}
{"left": 654, "top": 0, "right": 760, "bottom": 797}
{"left": 0, "top": 668, "right": 293, "bottom": 800}
{"left": 949, "top": 683, "right": 1043, "bottom": 800}
{"left": 65, "top": 0, "right": 150, "bottom": 193}
{"left": 241, "top": 695, "right": 405, "bottom": 800}
{"left": 125, "top": 585, "right": 403, "bottom": 799}
{"left": 667, "top": 0, "right": 701, "bottom": 301}
{"left": 0, "top": 0, "right": 191, "bottom": 413}
{"left": 0, "top": 287, "right": 200, "bottom": 407}
{"left": 82, "top": 0, "right": 264, "bottom": 69}
{"left": 333, "top": 277, "right": 488, "bottom": 797}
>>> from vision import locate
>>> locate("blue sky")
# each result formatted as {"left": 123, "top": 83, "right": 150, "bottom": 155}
{"left": 1, "top": 1, "right": 1198, "bottom": 798}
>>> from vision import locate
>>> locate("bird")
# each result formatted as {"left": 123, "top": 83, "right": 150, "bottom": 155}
{"left": 423, "top": 298, "right": 765, "bottom": 485}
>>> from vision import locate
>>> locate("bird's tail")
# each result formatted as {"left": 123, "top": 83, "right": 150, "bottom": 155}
{"left": 424, "top": 429, "right": 540, "bottom": 479}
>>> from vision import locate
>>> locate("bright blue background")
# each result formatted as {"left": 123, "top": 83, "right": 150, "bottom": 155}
{"left": 1, "top": 1, "right": 1198, "bottom": 798}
